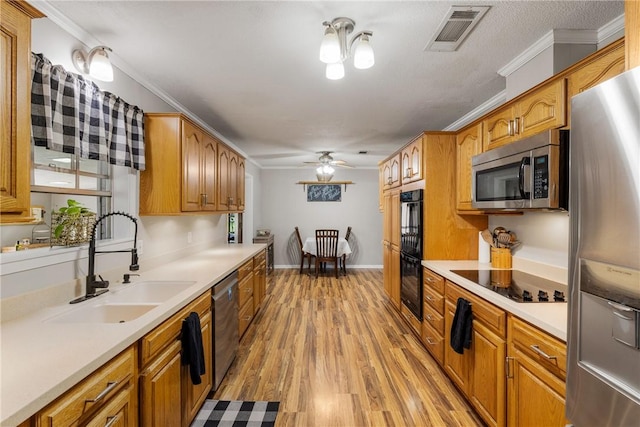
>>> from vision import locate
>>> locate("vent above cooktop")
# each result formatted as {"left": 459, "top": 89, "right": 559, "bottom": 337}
{"left": 425, "top": 5, "right": 490, "bottom": 52}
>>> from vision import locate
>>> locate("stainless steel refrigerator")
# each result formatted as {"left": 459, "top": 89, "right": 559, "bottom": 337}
{"left": 567, "top": 67, "right": 640, "bottom": 426}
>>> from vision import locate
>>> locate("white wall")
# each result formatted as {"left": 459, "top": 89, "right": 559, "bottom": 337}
{"left": 259, "top": 168, "right": 382, "bottom": 268}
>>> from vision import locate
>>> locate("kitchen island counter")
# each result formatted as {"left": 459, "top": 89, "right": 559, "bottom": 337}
{"left": 0, "top": 244, "right": 265, "bottom": 426}
{"left": 422, "top": 260, "right": 567, "bottom": 341}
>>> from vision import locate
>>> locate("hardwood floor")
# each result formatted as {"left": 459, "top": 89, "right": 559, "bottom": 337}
{"left": 213, "top": 269, "right": 483, "bottom": 426}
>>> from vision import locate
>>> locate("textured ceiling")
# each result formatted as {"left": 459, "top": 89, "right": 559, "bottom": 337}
{"left": 40, "top": 1, "right": 624, "bottom": 169}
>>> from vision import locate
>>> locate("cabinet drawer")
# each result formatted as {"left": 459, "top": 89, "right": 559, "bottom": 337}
{"left": 421, "top": 321, "right": 444, "bottom": 366}
{"left": 510, "top": 315, "right": 566, "bottom": 380}
{"left": 422, "top": 302, "right": 444, "bottom": 334}
{"left": 423, "top": 285, "right": 444, "bottom": 315}
{"left": 400, "top": 303, "right": 421, "bottom": 336}
{"left": 36, "top": 346, "right": 136, "bottom": 426}
{"left": 238, "top": 259, "right": 253, "bottom": 281}
{"left": 423, "top": 268, "right": 445, "bottom": 294}
{"left": 445, "top": 280, "right": 506, "bottom": 338}
{"left": 253, "top": 250, "right": 266, "bottom": 267}
{"left": 140, "top": 291, "right": 211, "bottom": 367}
{"left": 239, "top": 299, "right": 254, "bottom": 337}
{"left": 238, "top": 276, "right": 254, "bottom": 308}
{"left": 84, "top": 386, "right": 133, "bottom": 427}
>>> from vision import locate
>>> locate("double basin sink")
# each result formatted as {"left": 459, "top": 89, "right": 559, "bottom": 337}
{"left": 46, "top": 281, "right": 196, "bottom": 324}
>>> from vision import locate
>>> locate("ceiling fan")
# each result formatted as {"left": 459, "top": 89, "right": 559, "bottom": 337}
{"left": 303, "top": 151, "right": 354, "bottom": 169}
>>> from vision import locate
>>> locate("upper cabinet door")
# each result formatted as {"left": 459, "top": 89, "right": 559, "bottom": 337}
{"left": 0, "top": 2, "right": 37, "bottom": 221}
{"left": 456, "top": 123, "right": 483, "bottom": 211}
{"left": 236, "top": 156, "right": 245, "bottom": 211}
{"left": 401, "top": 136, "right": 423, "bottom": 184}
{"left": 567, "top": 40, "right": 625, "bottom": 128}
{"left": 483, "top": 105, "right": 516, "bottom": 152}
{"left": 181, "top": 121, "right": 204, "bottom": 212}
{"left": 217, "top": 144, "right": 231, "bottom": 211}
{"left": 201, "top": 135, "right": 218, "bottom": 211}
{"left": 516, "top": 78, "right": 566, "bottom": 140}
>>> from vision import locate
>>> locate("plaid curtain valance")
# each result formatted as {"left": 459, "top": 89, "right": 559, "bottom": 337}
{"left": 30, "top": 53, "right": 145, "bottom": 171}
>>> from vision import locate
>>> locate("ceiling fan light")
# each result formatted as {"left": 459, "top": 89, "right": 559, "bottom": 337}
{"left": 326, "top": 62, "right": 345, "bottom": 80}
{"left": 319, "top": 26, "right": 341, "bottom": 64}
{"left": 353, "top": 34, "right": 374, "bottom": 69}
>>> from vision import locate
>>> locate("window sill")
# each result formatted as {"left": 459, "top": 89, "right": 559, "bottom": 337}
{"left": 0, "top": 238, "right": 135, "bottom": 276}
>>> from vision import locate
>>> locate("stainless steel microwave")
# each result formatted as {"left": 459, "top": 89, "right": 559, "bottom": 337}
{"left": 472, "top": 129, "right": 569, "bottom": 210}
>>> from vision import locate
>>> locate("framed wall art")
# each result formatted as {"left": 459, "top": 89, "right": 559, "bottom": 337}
{"left": 307, "top": 184, "right": 341, "bottom": 202}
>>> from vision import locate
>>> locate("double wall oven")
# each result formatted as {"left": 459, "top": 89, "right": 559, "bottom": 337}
{"left": 400, "top": 190, "right": 423, "bottom": 320}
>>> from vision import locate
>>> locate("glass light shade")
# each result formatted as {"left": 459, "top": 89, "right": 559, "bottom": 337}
{"left": 319, "top": 26, "right": 341, "bottom": 64}
{"left": 89, "top": 48, "right": 114, "bottom": 82}
{"left": 316, "top": 165, "right": 335, "bottom": 181}
{"left": 353, "top": 35, "right": 375, "bottom": 70}
{"left": 326, "top": 62, "right": 345, "bottom": 80}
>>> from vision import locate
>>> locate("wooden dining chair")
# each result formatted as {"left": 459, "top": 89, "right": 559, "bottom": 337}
{"left": 340, "top": 226, "right": 352, "bottom": 275}
{"left": 294, "top": 226, "right": 314, "bottom": 274}
{"left": 315, "top": 229, "right": 340, "bottom": 278}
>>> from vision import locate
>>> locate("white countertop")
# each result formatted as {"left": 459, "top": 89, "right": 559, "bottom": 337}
{"left": 422, "top": 260, "right": 568, "bottom": 342}
{"left": 0, "top": 244, "right": 265, "bottom": 427}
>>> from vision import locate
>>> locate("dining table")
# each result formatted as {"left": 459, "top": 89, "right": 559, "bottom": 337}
{"left": 302, "top": 237, "right": 352, "bottom": 258}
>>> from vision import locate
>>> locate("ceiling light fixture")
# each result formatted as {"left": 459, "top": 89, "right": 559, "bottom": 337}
{"left": 319, "top": 17, "right": 374, "bottom": 80}
{"left": 316, "top": 164, "right": 335, "bottom": 182}
{"left": 72, "top": 45, "right": 114, "bottom": 82}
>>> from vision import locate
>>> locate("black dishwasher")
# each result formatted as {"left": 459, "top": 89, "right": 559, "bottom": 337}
{"left": 212, "top": 271, "right": 239, "bottom": 390}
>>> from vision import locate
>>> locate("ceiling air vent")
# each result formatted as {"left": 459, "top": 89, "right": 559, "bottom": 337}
{"left": 425, "top": 6, "right": 490, "bottom": 52}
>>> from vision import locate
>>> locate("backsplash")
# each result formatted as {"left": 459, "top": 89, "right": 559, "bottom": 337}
{"left": 489, "top": 211, "right": 569, "bottom": 269}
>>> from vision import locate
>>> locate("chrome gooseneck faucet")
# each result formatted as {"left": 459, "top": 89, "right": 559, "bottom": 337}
{"left": 70, "top": 211, "right": 139, "bottom": 304}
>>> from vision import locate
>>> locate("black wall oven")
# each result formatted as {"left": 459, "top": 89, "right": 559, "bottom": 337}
{"left": 400, "top": 190, "right": 423, "bottom": 320}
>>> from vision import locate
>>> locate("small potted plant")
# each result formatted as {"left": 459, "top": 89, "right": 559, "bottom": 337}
{"left": 50, "top": 199, "right": 96, "bottom": 246}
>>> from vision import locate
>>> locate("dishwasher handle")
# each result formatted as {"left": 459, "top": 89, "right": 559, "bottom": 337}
{"left": 212, "top": 271, "right": 238, "bottom": 302}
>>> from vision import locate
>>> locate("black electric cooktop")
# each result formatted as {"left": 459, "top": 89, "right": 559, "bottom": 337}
{"left": 450, "top": 269, "right": 568, "bottom": 303}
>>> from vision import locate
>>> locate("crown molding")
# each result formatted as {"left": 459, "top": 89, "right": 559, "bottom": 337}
{"left": 443, "top": 90, "right": 506, "bottom": 131}
{"left": 498, "top": 13, "right": 624, "bottom": 77}
{"left": 598, "top": 14, "right": 625, "bottom": 42}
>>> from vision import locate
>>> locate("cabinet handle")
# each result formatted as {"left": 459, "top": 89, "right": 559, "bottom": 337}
{"left": 530, "top": 344, "right": 557, "bottom": 360}
{"left": 514, "top": 116, "right": 520, "bottom": 134}
{"left": 425, "top": 295, "right": 433, "bottom": 302}
{"left": 105, "top": 415, "right": 120, "bottom": 427}
{"left": 425, "top": 277, "right": 434, "bottom": 283}
{"left": 426, "top": 337, "right": 436, "bottom": 345}
{"left": 244, "top": 316, "right": 252, "bottom": 321}
{"left": 86, "top": 381, "right": 118, "bottom": 403}
{"left": 508, "top": 120, "right": 513, "bottom": 136}
{"left": 505, "top": 356, "right": 514, "bottom": 379}
{"left": 387, "top": 177, "right": 392, "bottom": 185}
{"left": 426, "top": 314, "right": 432, "bottom": 321}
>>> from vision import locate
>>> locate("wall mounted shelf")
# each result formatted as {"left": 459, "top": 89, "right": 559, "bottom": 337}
{"left": 296, "top": 181, "right": 354, "bottom": 191}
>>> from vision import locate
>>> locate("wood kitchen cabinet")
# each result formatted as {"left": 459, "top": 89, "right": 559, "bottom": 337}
{"left": 238, "top": 258, "right": 255, "bottom": 338}
{"left": 483, "top": 79, "right": 566, "bottom": 152}
{"left": 566, "top": 38, "right": 625, "bottom": 128}
{"left": 35, "top": 345, "right": 138, "bottom": 427}
{"left": 401, "top": 135, "right": 423, "bottom": 184}
{"left": 456, "top": 123, "right": 483, "bottom": 212}
{"left": 421, "top": 268, "right": 446, "bottom": 366}
{"left": 382, "top": 189, "right": 401, "bottom": 309}
{"left": 444, "top": 280, "right": 506, "bottom": 427}
{"left": 217, "top": 144, "right": 245, "bottom": 212}
{"left": 141, "top": 114, "right": 218, "bottom": 215}
{"left": 253, "top": 249, "right": 267, "bottom": 313}
{"left": 381, "top": 154, "right": 401, "bottom": 190}
{"left": 507, "top": 315, "right": 567, "bottom": 427}
{"left": 0, "top": 1, "right": 43, "bottom": 223}
{"left": 139, "top": 291, "right": 212, "bottom": 427}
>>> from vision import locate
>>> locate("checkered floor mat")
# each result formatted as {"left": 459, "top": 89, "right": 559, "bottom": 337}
{"left": 191, "top": 400, "right": 280, "bottom": 427}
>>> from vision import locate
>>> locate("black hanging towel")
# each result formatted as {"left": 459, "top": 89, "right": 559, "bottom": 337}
{"left": 450, "top": 297, "right": 473, "bottom": 354}
{"left": 181, "top": 312, "right": 206, "bottom": 385}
